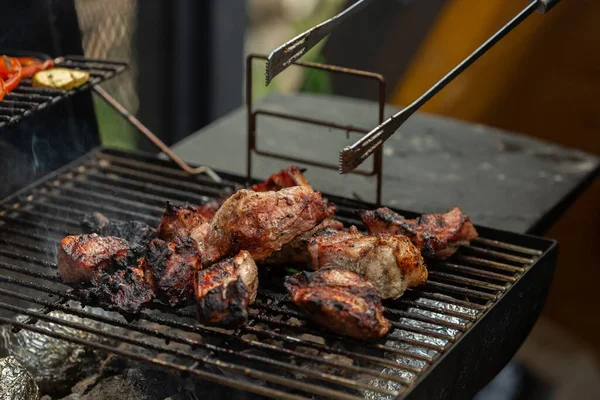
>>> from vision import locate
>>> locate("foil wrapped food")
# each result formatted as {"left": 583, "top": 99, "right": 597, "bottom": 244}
{"left": 0, "top": 308, "right": 113, "bottom": 396}
{"left": 0, "top": 356, "right": 40, "bottom": 400}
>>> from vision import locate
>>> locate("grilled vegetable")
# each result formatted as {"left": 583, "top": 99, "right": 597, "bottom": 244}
{"left": 32, "top": 68, "right": 89, "bottom": 90}
{"left": 0, "top": 56, "right": 22, "bottom": 100}
{"left": 18, "top": 56, "right": 54, "bottom": 78}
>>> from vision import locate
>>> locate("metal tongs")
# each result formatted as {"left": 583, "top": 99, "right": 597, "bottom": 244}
{"left": 264, "top": 0, "right": 561, "bottom": 173}
{"left": 265, "top": 0, "right": 375, "bottom": 85}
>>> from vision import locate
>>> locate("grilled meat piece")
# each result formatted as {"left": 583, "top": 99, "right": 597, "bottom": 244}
{"left": 81, "top": 212, "right": 156, "bottom": 246}
{"left": 263, "top": 217, "right": 344, "bottom": 266}
{"left": 194, "top": 250, "right": 258, "bottom": 328}
{"left": 285, "top": 267, "right": 391, "bottom": 338}
{"left": 251, "top": 165, "right": 310, "bottom": 192}
{"left": 142, "top": 236, "right": 202, "bottom": 307}
{"left": 157, "top": 201, "right": 210, "bottom": 242}
{"left": 307, "top": 227, "right": 427, "bottom": 299}
{"left": 360, "top": 207, "right": 479, "bottom": 259}
{"left": 58, "top": 234, "right": 144, "bottom": 283}
{"left": 77, "top": 258, "right": 154, "bottom": 315}
{"left": 203, "top": 186, "right": 332, "bottom": 263}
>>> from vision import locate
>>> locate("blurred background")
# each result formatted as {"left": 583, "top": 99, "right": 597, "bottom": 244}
{"left": 20, "top": 0, "right": 600, "bottom": 398}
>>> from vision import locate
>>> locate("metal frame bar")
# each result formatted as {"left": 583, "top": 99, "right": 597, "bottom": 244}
{"left": 246, "top": 54, "right": 386, "bottom": 205}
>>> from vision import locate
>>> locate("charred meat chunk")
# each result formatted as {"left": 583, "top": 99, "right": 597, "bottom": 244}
{"left": 194, "top": 250, "right": 258, "bottom": 328}
{"left": 58, "top": 234, "right": 144, "bottom": 283}
{"left": 263, "top": 217, "right": 344, "bottom": 266}
{"left": 157, "top": 202, "right": 209, "bottom": 242}
{"left": 360, "top": 206, "right": 479, "bottom": 259}
{"left": 77, "top": 259, "right": 154, "bottom": 315}
{"left": 307, "top": 227, "right": 427, "bottom": 299}
{"left": 81, "top": 212, "right": 156, "bottom": 246}
{"left": 251, "top": 165, "right": 311, "bottom": 192}
{"left": 142, "top": 236, "right": 202, "bottom": 307}
{"left": 286, "top": 267, "right": 391, "bottom": 339}
{"left": 203, "top": 186, "right": 333, "bottom": 263}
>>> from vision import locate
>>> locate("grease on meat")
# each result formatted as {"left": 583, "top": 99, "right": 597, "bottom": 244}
{"left": 80, "top": 212, "right": 157, "bottom": 247}
{"left": 194, "top": 250, "right": 258, "bottom": 328}
{"left": 58, "top": 234, "right": 144, "bottom": 283}
{"left": 142, "top": 236, "right": 202, "bottom": 307}
{"left": 203, "top": 186, "right": 332, "bottom": 263}
{"left": 286, "top": 267, "right": 391, "bottom": 338}
{"left": 360, "top": 206, "right": 478, "bottom": 259}
{"left": 307, "top": 227, "right": 427, "bottom": 299}
{"left": 251, "top": 165, "right": 310, "bottom": 192}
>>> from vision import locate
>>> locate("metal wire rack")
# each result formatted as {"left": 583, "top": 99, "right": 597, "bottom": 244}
{"left": 0, "top": 148, "right": 556, "bottom": 399}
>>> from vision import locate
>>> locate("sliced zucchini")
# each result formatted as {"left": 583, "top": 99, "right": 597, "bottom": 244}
{"left": 32, "top": 68, "right": 90, "bottom": 90}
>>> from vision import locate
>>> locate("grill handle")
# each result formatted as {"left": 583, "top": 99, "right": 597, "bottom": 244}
{"left": 536, "top": 0, "right": 561, "bottom": 13}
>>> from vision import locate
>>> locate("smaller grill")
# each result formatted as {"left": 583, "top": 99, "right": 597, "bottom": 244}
{"left": 0, "top": 55, "right": 127, "bottom": 129}
{"left": 0, "top": 148, "right": 557, "bottom": 400}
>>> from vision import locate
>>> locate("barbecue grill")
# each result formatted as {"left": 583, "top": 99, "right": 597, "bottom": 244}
{"left": 0, "top": 145, "right": 557, "bottom": 400}
{"left": 0, "top": 1, "right": 572, "bottom": 399}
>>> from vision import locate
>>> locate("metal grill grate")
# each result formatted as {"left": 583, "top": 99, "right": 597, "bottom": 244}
{"left": 0, "top": 148, "right": 555, "bottom": 399}
{"left": 0, "top": 56, "right": 127, "bottom": 129}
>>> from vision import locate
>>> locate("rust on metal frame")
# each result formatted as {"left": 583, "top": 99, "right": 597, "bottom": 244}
{"left": 246, "top": 54, "right": 386, "bottom": 205}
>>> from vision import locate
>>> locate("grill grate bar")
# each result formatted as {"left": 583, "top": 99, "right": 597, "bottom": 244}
{"left": 471, "top": 237, "right": 542, "bottom": 255}
{"left": 0, "top": 213, "right": 72, "bottom": 235}
{"left": 0, "top": 259, "right": 421, "bottom": 379}
{"left": 251, "top": 300, "right": 445, "bottom": 357}
{"left": 48, "top": 183, "right": 166, "bottom": 213}
{"left": 465, "top": 246, "right": 534, "bottom": 265}
{"left": 0, "top": 225, "right": 63, "bottom": 244}
{"left": 428, "top": 271, "right": 508, "bottom": 291}
{"left": 0, "top": 316, "right": 313, "bottom": 400}
{"left": 82, "top": 169, "right": 215, "bottom": 204}
{"left": 424, "top": 281, "right": 498, "bottom": 300}
{"left": 388, "top": 299, "right": 477, "bottom": 321}
{"left": 0, "top": 288, "right": 398, "bottom": 397}
{"left": 0, "top": 56, "right": 127, "bottom": 129}
{"left": 31, "top": 192, "right": 160, "bottom": 223}
{"left": 455, "top": 255, "right": 526, "bottom": 272}
{"left": 92, "top": 162, "right": 227, "bottom": 198}
{"left": 436, "top": 261, "right": 517, "bottom": 282}
{"left": 0, "top": 149, "right": 553, "bottom": 398}
{"left": 0, "top": 302, "right": 368, "bottom": 400}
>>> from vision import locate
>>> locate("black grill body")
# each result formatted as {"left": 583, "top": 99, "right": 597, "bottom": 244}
{"left": 0, "top": 148, "right": 557, "bottom": 400}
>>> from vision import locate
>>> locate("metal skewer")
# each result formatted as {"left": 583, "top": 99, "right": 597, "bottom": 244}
{"left": 339, "top": 0, "right": 561, "bottom": 173}
{"left": 92, "top": 86, "right": 222, "bottom": 183}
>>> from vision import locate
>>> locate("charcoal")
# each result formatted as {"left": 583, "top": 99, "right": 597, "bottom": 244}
{"left": 60, "top": 366, "right": 194, "bottom": 400}
{"left": 0, "top": 356, "right": 40, "bottom": 400}
{"left": 81, "top": 212, "right": 157, "bottom": 247}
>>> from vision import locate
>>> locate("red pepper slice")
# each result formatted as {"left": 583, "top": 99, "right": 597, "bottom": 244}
{"left": 0, "top": 79, "right": 5, "bottom": 102}
{"left": 18, "top": 57, "right": 54, "bottom": 78}
{"left": 0, "top": 57, "right": 21, "bottom": 93}
{"left": 0, "top": 56, "right": 22, "bottom": 80}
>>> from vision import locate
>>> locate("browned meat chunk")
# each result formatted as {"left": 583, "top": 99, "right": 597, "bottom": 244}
{"left": 307, "top": 227, "right": 427, "bottom": 299}
{"left": 285, "top": 267, "right": 391, "bottom": 338}
{"left": 58, "top": 234, "right": 143, "bottom": 283}
{"left": 157, "top": 201, "right": 210, "bottom": 242}
{"left": 262, "top": 217, "right": 344, "bottom": 266}
{"left": 80, "top": 212, "right": 157, "bottom": 247}
{"left": 360, "top": 207, "right": 479, "bottom": 259}
{"left": 142, "top": 236, "right": 202, "bottom": 307}
{"left": 251, "top": 165, "right": 310, "bottom": 192}
{"left": 78, "top": 258, "right": 154, "bottom": 316}
{"left": 203, "top": 186, "right": 332, "bottom": 263}
{"left": 194, "top": 250, "right": 258, "bottom": 328}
